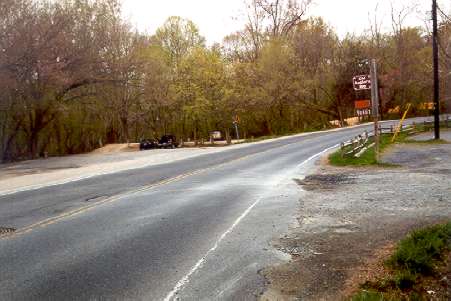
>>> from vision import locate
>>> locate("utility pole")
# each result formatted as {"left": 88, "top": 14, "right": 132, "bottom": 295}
{"left": 432, "top": 0, "right": 440, "bottom": 139}
{"left": 370, "top": 59, "right": 380, "bottom": 161}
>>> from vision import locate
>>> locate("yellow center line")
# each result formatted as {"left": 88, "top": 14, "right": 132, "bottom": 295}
{"left": 0, "top": 149, "right": 264, "bottom": 240}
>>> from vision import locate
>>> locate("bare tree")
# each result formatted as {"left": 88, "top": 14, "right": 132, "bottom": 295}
{"left": 255, "top": 0, "right": 312, "bottom": 37}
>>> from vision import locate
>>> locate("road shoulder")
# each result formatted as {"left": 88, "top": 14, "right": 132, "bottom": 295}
{"left": 261, "top": 141, "right": 451, "bottom": 300}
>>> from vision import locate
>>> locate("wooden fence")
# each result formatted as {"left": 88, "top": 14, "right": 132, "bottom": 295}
{"left": 339, "top": 115, "right": 450, "bottom": 158}
{"left": 340, "top": 124, "right": 415, "bottom": 158}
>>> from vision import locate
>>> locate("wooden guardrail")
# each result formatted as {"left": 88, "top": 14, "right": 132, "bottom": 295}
{"left": 340, "top": 131, "right": 372, "bottom": 158}
{"left": 340, "top": 123, "right": 418, "bottom": 158}
{"left": 378, "top": 124, "right": 415, "bottom": 135}
{"left": 339, "top": 116, "right": 450, "bottom": 158}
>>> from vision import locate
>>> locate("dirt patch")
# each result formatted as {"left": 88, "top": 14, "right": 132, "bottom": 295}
{"left": 294, "top": 174, "right": 355, "bottom": 191}
{"left": 261, "top": 143, "right": 451, "bottom": 300}
{"left": 416, "top": 252, "right": 450, "bottom": 300}
{"left": 345, "top": 250, "right": 451, "bottom": 300}
{"left": 91, "top": 143, "right": 139, "bottom": 154}
{"left": 262, "top": 218, "right": 446, "bottom": 301}
{"left": 341, "top": 242, "right": 396, "bottom": 297}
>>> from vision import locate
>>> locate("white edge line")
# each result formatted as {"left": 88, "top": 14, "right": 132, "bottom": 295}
{"left": 163, "top": 144, "right": 339, "bottom": 301}
{"left": 295, "top": 144, "right": 340, "bottom": 169}
{"left": 162, "top": 198, "right": 261, "bottom": 301}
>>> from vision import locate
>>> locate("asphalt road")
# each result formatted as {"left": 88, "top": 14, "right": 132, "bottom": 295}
{"left": 0, "top": 119, "right": 430, "bottom": 300}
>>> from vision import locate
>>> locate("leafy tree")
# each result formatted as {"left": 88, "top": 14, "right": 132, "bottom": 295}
{"left": 153, "top": 16, "right": 206, "bottom": 67}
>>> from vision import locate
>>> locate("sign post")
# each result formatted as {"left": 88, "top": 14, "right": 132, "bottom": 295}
{"left": 233, "top": 115, "right": 240, "bottom": 140}
{"left": 370, "top": 59, "right": 380, "bottom": 161}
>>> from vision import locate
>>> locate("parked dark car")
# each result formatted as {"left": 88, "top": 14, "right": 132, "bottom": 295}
{"left": 159, "top": 135, "right": 177, "bottom": 149}
{"left": 139, "top": 138, "right": 159, "bottom": 150}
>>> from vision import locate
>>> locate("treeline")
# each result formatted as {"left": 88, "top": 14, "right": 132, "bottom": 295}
{"left": 0, "top": 0, "right": 450, "bottom": 161}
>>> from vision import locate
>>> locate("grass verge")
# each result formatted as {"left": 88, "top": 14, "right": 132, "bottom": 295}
{"left": 350, "top": 222, "right": 451, "bottom": 300}
{"left": 329, "top": 133, "right": 406, "bottom": 166}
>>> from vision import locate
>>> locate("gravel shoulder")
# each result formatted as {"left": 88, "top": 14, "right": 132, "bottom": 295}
{"left": 261, "top": 138, "right": 451, "bottom": 300}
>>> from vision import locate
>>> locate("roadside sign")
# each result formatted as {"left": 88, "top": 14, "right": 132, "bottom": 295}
{"left": 356, "top": 109, "right": 371, "bottom": 116}
{"left": 354, "top": 99, "right": 371, "bottom": 109}
{"left": 352, "top": 75, "right": 371, "bottom": 91}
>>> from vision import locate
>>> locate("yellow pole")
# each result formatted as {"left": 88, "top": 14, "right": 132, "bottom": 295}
{"left": 392, "top": 103, "right": 411, "bottom": 142}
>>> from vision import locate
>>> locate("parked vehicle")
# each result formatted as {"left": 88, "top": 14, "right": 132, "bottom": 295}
{"left": 210, "top": 131, "right": 222, "bottom": 141}
{"left": 158, "top": 135, "right": 177, "bottom": 149}
{"left": 139, "top": 138, "right": 159, "bottom": 150}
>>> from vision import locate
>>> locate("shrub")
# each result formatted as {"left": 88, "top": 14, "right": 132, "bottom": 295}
{"left": 388, "top": 222, "right": 451, "bottom": 274}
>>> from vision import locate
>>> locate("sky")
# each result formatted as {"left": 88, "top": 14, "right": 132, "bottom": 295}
{"left": 122, "top": 0, "right": 451, "bottom": 44}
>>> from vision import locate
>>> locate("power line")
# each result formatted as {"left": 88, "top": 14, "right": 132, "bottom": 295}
{"left": 437, "top": 5, "right": 451, "bottom": 22}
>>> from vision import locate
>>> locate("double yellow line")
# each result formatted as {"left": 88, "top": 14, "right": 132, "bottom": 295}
{"left": 1, "top": 151, "right": 259, "bottom": 240}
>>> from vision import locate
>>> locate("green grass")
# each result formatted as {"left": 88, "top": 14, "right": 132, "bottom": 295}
{"left": 351, "top": 291, "right": 385, "bottom": 301}
{"left": 350, "top": 222, "right": 451, "bottom": 300}
{"left": 387, "top": 222, "right": 451, "bottom": 275}
{"left": 329, "top": 146, "right": 378, "bottom": 166}
{"left": 329, "top": 119, "right": 451, "bottom": 167}
{"left": 329, "top": 133, "right": 405, "bottom": 166}
{"left": 351, "top": 290, "right": 424, "bottom": 301}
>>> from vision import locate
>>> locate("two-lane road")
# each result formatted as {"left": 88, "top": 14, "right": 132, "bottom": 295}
{"left": 0, "top": 119, "right": 425, "bottom": 300}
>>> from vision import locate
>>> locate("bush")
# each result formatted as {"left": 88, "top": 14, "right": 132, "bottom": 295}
{"left": 388, "top": 222, "right": 451, "bottom": 274}
{"left": 351, "top": 222, "right": 450, "bottom": 300}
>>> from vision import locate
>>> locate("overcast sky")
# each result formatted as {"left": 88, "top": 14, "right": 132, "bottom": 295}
{"left": 122, "top": 0, "right": 451, "bottom": 44}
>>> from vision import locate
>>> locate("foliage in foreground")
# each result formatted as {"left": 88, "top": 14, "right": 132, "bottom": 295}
{"left": 388, "top": 223, "right": 451, "bottom": 275}
{"left": 351, "top": 222, "right": 451, "bottom": 300}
